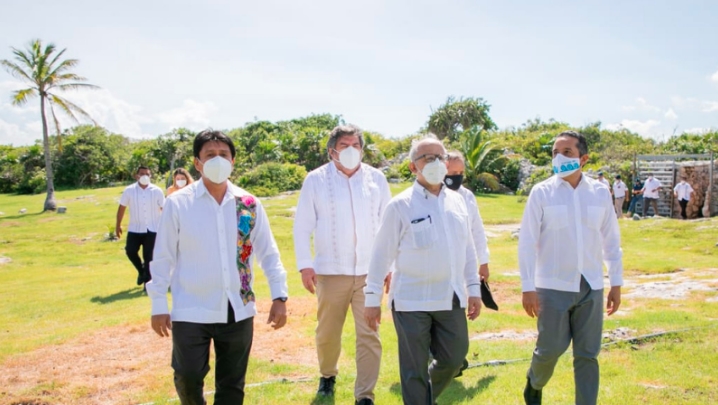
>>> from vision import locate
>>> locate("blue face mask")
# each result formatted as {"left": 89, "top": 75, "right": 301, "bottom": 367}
{"left": 552, "top": 154, "right": 581, "bottom": 178}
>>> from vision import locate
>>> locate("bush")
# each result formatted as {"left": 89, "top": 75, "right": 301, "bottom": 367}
{"left": 518, "top": 166, "right": 552, "bottom": 195}
{"left": 498, "top": 158, "right": 521, "bottom": 191}
{"left": 237, "top": 162, "right": 307, "bottom": 196}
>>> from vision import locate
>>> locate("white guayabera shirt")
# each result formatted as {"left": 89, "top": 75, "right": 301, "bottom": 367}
{"left": 673, "top": 182, "right": 694, "bottom": 201}
{"left": 364, "top": 182, "right": 480, "bottom": 312}
{"left": 119, "top": 182, "right": 165, "bottom": 233}
{"left": 293, "top": 162, "right": 392, "bottom": 276}
{"left": 456, "top": 186, "right": 490, "bottom": 265}
{"left": 518, "top": 174, "right": 623, "bottom": 293}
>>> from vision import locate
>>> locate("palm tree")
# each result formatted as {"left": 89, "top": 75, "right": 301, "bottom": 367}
{"left": 1, "top": 39, "right": 98, "bottom": 211}
{"left": 459, "top": 126, "right": 506, "bottom": 192}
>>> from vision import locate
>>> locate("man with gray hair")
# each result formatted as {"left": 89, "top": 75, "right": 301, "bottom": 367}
{"left": 294, "top": 124, "right": 391, "bottom": 405}
{"left": 364, "top": 136, "right": 482, "bottom": 405}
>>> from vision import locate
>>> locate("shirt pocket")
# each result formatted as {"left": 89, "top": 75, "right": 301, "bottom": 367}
{"left": 543, "top": 205, "right": 569, "bottom": 229}
{"left": 586, "top": 206, "right": 605, "bottom": 230}
{"left": 410, "top": 218, "right": 437, "bottom": 249}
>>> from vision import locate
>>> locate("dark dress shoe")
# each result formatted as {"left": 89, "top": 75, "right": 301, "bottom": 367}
{"left": 523, "top": 377, "right": 542, "bottom": 405}
{"left": 355, "top": 398, "right": 374, "bottom": 405}
{"left": 317, "top": 376, "right": 336, "bottom": 396}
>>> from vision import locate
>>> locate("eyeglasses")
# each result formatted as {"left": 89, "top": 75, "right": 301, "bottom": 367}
{"left": 414, "top": 154, "right": 449, "bottom": 163}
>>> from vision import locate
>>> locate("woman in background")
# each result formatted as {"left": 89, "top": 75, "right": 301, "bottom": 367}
{"left": 166, "top": 168, "right": 194, "bottom": 196}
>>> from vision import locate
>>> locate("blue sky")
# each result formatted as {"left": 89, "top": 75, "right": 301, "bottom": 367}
{"left": 1, "top": 0, "right": 717, "bottom": 146}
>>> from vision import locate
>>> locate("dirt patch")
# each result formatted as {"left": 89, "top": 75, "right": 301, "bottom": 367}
{"left": 0, "top": 256, "right": 11, "bottom": 265}
{"left": 0, "top": 297, "right": 320, "bottom": 405}
{"left": 484, "top": 223, "right": 520, "bottom": 238}
{"left": 624, "top": 269, "right": 718, "bottom": 300}
{"left": 471, "top": 330, "right": 537, "bottom": 341}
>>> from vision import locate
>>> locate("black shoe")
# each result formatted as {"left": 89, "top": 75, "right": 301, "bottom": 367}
{"left": 523, "top": 377, "right": 542, "bottom": 405}
{"left": 355, "top": 398, "right": 374, "bottom": 405}
{"left": 454, "top": 358, "right": 469, "bottom": 378}
{"left": 136, "top": 273, "right": 144, "bottom": 286}
{"left": 317, "top": 376, "right": 336, "bottom": 396}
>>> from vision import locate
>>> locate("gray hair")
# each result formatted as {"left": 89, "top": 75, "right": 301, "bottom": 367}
{"left": 447, "top": 150, "right": 465, "bottom": 164}
{"left": 409, "top": 134, "right": 444, "bottom": 161}
{"left": 326, "top": 124, "right": 364, "bottom": 152}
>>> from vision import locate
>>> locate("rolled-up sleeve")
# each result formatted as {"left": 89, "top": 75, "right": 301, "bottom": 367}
{"left": 251, "top": 199, "right": 289, "bottom": 300}
{"left": 518, "top": 190, "right": 542, "bottom": 292}
{"left": 147, "top": 198, "right": 178, "bottom": 315}
{"left": 293, "top": 176, "right": 316, "bottom": 271}
{"left": 365, "top": 202, "right": 402, "bottom": 308}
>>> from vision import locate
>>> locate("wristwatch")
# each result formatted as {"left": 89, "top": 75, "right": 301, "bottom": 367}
{"left": 273, "top": 297, "right": 288, "bottom": 302}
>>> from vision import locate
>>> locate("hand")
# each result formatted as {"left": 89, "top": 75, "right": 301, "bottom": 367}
{"left": 115, "top": 226, "right": 123, "bottom": 239}
{"left": 364, "top": 306, "right": 382, "bottom": 331}
{"left": 267, "top": 300, "right": 287, "bottom": 329}
{"left": 606, "top": 286, "right": 621, "bottom": 316}
{"left": 300, "top": 268, "right": 317, "bottom": 294}
{"left": 151, "top": 314, "right": 172, "bottom": 337}
{"left": 522, "top": 291, "right": 540, "bottom": 318}
{"left": 383, "top": 272, "right": 392, "bottom": 294}
{"left": 467, "top": 296, "right": 482, "bottom": 320}
{"left": 479, "top": 264, "right": 490, "bottom": 282}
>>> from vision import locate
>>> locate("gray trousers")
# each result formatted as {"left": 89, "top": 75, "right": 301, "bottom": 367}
{"left": 392, "top": 295, "right": 468, "bottom": 405}
{"left": 528, "top": 277, "right": 603, "bottom": 405}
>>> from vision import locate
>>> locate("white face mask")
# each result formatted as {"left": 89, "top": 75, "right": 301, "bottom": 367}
{"left": 335, "top": 147, "right": 361, "bottom": 170}
{"left": 138, "top": 175, "right": 151, "bottom": 186}
{"left": 175, "top": 179, "right": 187, "bottom": 188}
{"left": 421, "top": 159, "right": 448, "bottom": 185}
{"left": 552, "top": 154, "right": 581, "bottom": 178}
{"left": 201, "top": 156, "right": 233, "bottom": 184}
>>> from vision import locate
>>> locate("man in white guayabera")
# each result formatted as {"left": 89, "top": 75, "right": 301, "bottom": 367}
{"left": 294, "top": 124, "right": 391, "bottom": 405}
{"left": 519, "top": 131, "right": 623, "bottom": 405}
{"left": 364, "top": 135, "right": 482, "bottom": 405}
{"left": 115, "top": 165, "right": 165, "bottom": 287}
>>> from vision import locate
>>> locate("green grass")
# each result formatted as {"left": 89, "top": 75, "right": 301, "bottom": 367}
{"left": 1, "top": 184, "right": 717, "bottom": 404}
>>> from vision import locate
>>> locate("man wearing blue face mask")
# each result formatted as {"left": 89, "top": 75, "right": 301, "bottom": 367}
{"left": 148, "top": 129, "right": 289, "bottom": 405}
{"left": 294, "top": 124, "right": 391, "bottom": 405}
{"left": 519, "top": 131, "right": 623, "bottom": 405}
{"left": 365, "top": 135, "right": 482, "bottom": 405}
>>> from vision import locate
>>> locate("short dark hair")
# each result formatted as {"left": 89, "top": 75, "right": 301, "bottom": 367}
{"left": 326, "top": 124, "right": 364, "bottom": 152}
{"left": 193, "top": 129, "right": 236, "bottom": 159}
{"left": 136, "top": 166, "right": 150, "bottom": 174}
{"left": 555, "top": 131, "right": 588, "bottom": 156}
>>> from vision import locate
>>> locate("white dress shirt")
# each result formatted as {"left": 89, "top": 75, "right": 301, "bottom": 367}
{"left": 612, "top": 180, "right": 627, "bottom": 199}
{"left": 642, "top": 178, "right": 662, "bottom": 199}
{"left": 294, "top": 162, "right": 391, "bottom": 276}
{"left": 598, "top": 177, "right": 610, "bottom": 189}
{"left": 147, "top": 181, "right": 288, "bottom": 323}
{"left": 456, "top": 186, "right": 490, "bottom": 265}
{"left": 365, "top": 182, "right": 480, "bottom": 312}
{"left": 119, "top": 182, "right": 165, "bottom": 233}
{"left": 518, "top": 174, "right": 623, "bottom": 293}
{"left": 673, "top": 182, "right": 694, "bottom": 201}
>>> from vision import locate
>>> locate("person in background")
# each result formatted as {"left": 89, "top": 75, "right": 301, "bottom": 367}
{"left": 627, "top": 178, "right": 644, "bottom": 217}
{"left": 364, "top": 136, "right": 482, "bottom": 405}
{"left": 115, "top": 166, "right": 165, "bottom": 286}
{"left": 596, "top": 172, "right": 610, "bottom": 189}
{"left": 166, "top": 168, "right": 194, "bottom": 196}
{"left": 293, "top": 124, "right": 390, "bottom": 405}
{"left": 519, "top": 131, "right": 622, "bottom": 405}
{"left": 611, "top": 174, "right": 628, "bottom": 219}
{"left": 673, "top": 176, "right": 695, "bottom": 220}
{"left": 641, "top": 173, "right": 662, "bottom": 217}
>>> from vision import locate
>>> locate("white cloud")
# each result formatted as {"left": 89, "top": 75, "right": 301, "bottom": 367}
{"left": 157, "top": 99, "right": 218, "bottom": 130}
{"left": 621, "top": 97, "right": 661, "bottom": 113}
{"left": 606, "top": 119, "right": 661, "bottom": 136}
{"left": 711, "top": 69, "right": 718, "bottom": 83}
{"left": 0, "top": 118, "right": 32, "bottom": 146}
{"left": 664, "top": 108, "right": 678, "bottom": 120}
{"left": 670, "top": 96, "right": 718, "bottom": 113}
{"left": 701, "top": 101, "right": 718, "bottom": 112}
{"left": 682, "top": 127, "right": 711, "bottom": 134}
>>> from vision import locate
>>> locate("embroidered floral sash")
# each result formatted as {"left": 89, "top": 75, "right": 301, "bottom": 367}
{"left": 236, "top": 194, "right": 256, "bottom": 304}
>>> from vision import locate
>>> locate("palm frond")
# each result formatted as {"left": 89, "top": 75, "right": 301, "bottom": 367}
{"left": 46, "top": 48, "right": 67, "bottom": 71}
{"left": 48, "top": 58, "right": 79, "bottom": 78}
{"left": 10, "top": 88, "right": 37, "bottom": 106}
{"left": 51, "top": 83, "right": 100, "bottom": 92}
{"left": 0, "top": 59, "right": 35, "bottom": 83}
{"left": 49, "top": 94, "right": 97, "bottom": 125}
{"left": 10, "top": 47, "right": 34, "bottom": 70}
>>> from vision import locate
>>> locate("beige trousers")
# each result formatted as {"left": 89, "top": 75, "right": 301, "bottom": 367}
{"left": 316, "top": 274, "right": 381, "bottom": 400}
{"left": 614, "top": 197, "right": 625, "bottom": 219}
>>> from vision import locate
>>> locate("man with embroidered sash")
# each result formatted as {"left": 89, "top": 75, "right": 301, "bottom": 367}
{"left": 294, "top": 124, "right": 391, "bottom": 405}
{"left": 148, "top": 130, "right": 289, "bottom": 405}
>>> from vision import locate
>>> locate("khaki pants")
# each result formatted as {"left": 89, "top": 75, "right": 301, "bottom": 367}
{"left": 613, "top": 197, "right": 625, "bottom": 219}
{"left": 316, "top": 274, "right": 381, "bottom": 400}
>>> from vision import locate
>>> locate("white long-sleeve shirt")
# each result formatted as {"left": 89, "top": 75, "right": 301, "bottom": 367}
{"left": 456, "top": 186, "right": 490, "bottom": 265}
{"left": 673, "top": 182, "right": 694, "bottom": 201}
{"left": 642, "top": 178, "right": 662, "bottom": 199}
{"left": 365, "top": 182, "right": 480, "bottom": 312}
{"left": 612, "top": 180, "right": 628, "bottom": 199}
{"left": 147, "top": 181, "right": 288, "bottom": 323}
{"left": 119, "top": 182, "right": 165, "bottom": 233}
{"left": 518, "top": 174, "right": 623, "bottom": 293}
{"left": 293, "top": 162, "right": 391, "bottom": 276}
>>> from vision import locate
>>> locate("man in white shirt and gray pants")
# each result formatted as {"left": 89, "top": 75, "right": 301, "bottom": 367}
{"left": 148, "top": 130, "right": 288, "bottom": 405}
{"left": 519, "top": 131, "right": 623, "bottom": 405}
{"left": 294, "top": 125, "right": 391, "bottom": 405}
{"left": 364, "top": 136, "right": 482, "bottom": 405}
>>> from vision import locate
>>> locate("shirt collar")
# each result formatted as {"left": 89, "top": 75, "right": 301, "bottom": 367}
{"left": 330, "top": 161, "right": 363, "bottom": 179}
{"left": 551, "top": 172, "right": 591, "bottom": 190}
{"left": 412, "top": 180, "right": 445, "bottom": 199}
{"left": 195, "top": 179, "right": 236, "bottom": 203}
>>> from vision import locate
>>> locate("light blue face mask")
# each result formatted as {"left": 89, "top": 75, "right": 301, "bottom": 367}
{"left": 552, "top": 154, "right": 581, "bottom": 178}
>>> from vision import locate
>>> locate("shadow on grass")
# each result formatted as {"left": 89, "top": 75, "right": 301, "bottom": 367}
{"left": 389, "top": 374, "right": 497, "bottom": 403}
{"left": 90, "top": 287, "right": 145, "bottom": 304}
{"left": 0, "top": 211, "right": 45, "bottom": 221}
